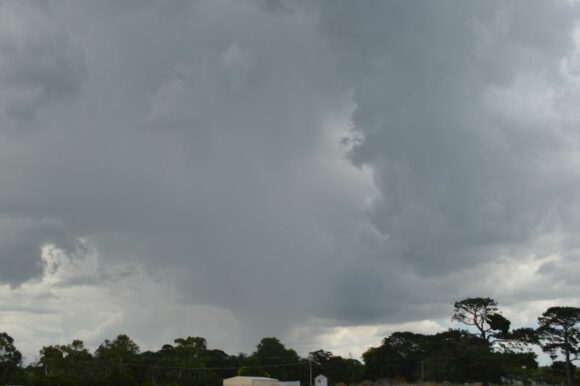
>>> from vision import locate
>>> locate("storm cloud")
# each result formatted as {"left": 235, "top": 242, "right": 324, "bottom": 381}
{"left": 1, "top": 0, "right": 580, "bottom": 359}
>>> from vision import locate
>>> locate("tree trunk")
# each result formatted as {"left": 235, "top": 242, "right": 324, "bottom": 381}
{"left": 482, "top": 366, "right": 489, "bottom": 386}
{"left": 565, "top": 352, "right": 573, "bottom": 386}
{"left": 565, "top": 329, "right": 573, "bottom": 386}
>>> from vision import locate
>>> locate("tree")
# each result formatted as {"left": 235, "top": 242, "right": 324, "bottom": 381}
{"left": 364, "top": 332, "right": 427, "bottom": 382}
{"left": 425, "top": 329, "right": 489, "bottom": 383}
{"left": 309, "top": 350, "right": 362, "bottom": 385}
{"left": 452, "top": 297, "right": 511, "bottom": 344}
{"left": 39, "top": 340, "right": 93, "bottom": 379}
{"left": 95, "top": 334, "right": 140, "bottom": 380}
{"left": 62, "top": 340, "right": 93, "bottom": 380}
{"left": 238, "top": 353, "right": 270, "bottom": 378}
{"left": 250, "top": 338, "right": 301, "bottom": 380}
{"left": 172, "top": 336, "right": 208, "bottom": 381}
{"left": 205, "top": 349, "right": 239, "bottom": 384}
{"left": 537, "top": 306, "right": 580, "bottom": 386}
{"left": 174, "top": 336, "right": 207, "bottom": 366}
{"left": 39, "top": 345, "right": 64, "bottom": 376}
{"left": 452, "top": 297, "right": 511, "bottom": 386}
{"left": 0, "top": 332, "right": 22, "bottom": 383}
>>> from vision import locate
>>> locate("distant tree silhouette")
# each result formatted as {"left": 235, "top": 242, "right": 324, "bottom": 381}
{"left": 538, "top": 306, "right": 580, "bottom": 386}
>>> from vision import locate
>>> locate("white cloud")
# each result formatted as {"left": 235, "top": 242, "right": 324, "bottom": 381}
{"left": 2, "top": 243, "right": 241, "bottom": 362}
{"left": 286, "top": 318, "right": 443, "bottom": 359}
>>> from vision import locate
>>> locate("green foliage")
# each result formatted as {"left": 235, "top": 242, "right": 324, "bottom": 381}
{"left": 38, "top": 340, "right": 93, "bottom": 379}
{"left": 538, "top": 307, "right": 580, "bottom": 358}
{"left": 362, "top": 328, "right": 538, "bottom": 385}
{"left": 39, "top": 345, "right": 64, "bottom": 377}
{"left": 249, "top": 337, "right": 301, "bottom": 381}
{"left": 95, "top": 334, "right": 140, "bottom": 384}
{"left": 30, "top": 374, "right": 77, "bottom": 386}
{"left": 450, "top": 297, "right": 544, "bottom": 386}
{"left": 309, "top": 350, "right": 362, "bottom": 385}
{"left": 0, "top": 332, "right": 23, "bottom": 384}
{"left": 452, "top": 297, "right": 510, "bottom": 344}
{"left": 363, "top": 332, "right": 427, "bottom": 382}
{"left": 486, "top": 313, "right": 510, "bottom": 335}
{"left": 537, "top": 306, "right": 580, "bottom": 386}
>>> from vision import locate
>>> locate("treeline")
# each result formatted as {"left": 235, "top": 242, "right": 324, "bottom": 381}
{"left": 0, "top": 334, "right": 359, "bottom": 386}
{"left": 0, "top": 297, "right": 579, "bottom": 386}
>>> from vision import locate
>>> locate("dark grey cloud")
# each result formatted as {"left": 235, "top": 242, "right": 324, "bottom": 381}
{"left": 254, "top": 0, "right": 296, "bottom": 15}
{"left": 0, "top": 0, "right": 579, "bottom": 356}
{"left": 0, "top": 1, "right": 84, "bottom": 127}
{"left": 0, "top": 218, "right": 81, "bottom": 286}
{"left": 0, "top": 0, "right": 360, "bottom": 347}
{"left": 313, "top": 0, "right": 580, "bottom": 321}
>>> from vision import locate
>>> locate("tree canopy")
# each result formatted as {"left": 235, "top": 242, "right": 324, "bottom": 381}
{"left": 452, "top": 297, "right": 511, "bottom": 343}
{"left": 538, "top": 306, "right": 580, "bottom": 386}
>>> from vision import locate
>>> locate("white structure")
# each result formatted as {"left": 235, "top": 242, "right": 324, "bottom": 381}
{"left": 280, "top": 382, "right": 300, "bottom": 386}
{"left": 314, "top": 375, "right": 327, "bottom": 386}
{"left": 224, "top": 376, "right": 300, "bottom": 386}
{"left": 224, "top": 377, "right": 280, "bottom": 386}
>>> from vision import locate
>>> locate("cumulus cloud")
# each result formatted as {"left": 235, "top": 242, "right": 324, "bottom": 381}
{"left": 0, "top": 218, "right": 82, "bottom": 286}
{"left": 1, "top": 245, "right": 241, "bottom": 361}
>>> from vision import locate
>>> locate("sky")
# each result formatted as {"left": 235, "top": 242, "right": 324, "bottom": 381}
{"left": 1, "top": 0, "right": 580, "bottom": 362}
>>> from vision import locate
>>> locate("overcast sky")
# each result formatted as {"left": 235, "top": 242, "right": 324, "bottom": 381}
{"left": 2, "top": 0, "right": 580, "bottom": 361}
